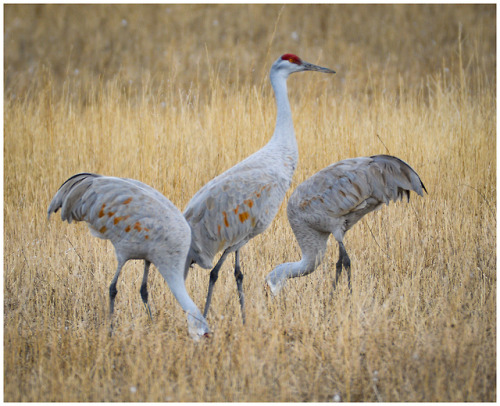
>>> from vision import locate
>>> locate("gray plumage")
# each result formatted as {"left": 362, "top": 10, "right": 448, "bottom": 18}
{"left": 183, "top": 54, "right": 335, "bottom": 321}
{"left": 48, "top": 173, "right": 210, "bottom": 339}
{"left": 266, "top": 155, "right": 427, "bottom": 295}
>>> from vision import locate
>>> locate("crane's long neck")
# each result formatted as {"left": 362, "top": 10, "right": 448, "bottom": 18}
{"left": 269, "top": 71, "right": 297, "bottom": 151}
{"left": 266, "top": 228, "right": 329, "bottom": 295}
{"left": 266, "top": 257, "right": 316, "bottom": 296}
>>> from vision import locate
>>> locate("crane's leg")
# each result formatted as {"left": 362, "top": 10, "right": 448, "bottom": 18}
{"left": 333, "top": 242, "right": 344, "bottom": 290}
{"left": 109, "top": 258, "right": 126, "bottom": 331}
{"left": 333, "top": 256, "right": 343, "bottom": 290}
{"left": 140, "top": 260, "right": 153, "bottom": 322}
{"left": 333, "top": 242, "right": 352, "bottom": 293}
{"left": 340, "top": 242, "right": 352, "bottom": 293}
{"left": 233, "top": 250, "right": 246, "bottom": 324}
{"left": 203, "top": 249, "right": 230, "bottom": 318}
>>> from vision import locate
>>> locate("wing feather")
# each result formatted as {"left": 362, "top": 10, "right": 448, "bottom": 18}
{"left": 292, "top": 155, "right": 426, "bottom": 219}
{"left": 185, "top": 166, "right": 287, "bottom": 265}
{"left": 48, "top": 173, "right": 185, "bottom": 247}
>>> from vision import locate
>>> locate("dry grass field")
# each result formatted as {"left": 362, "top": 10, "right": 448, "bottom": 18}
{"left": 4, "top": 4, "right": 496, "bottom": 402}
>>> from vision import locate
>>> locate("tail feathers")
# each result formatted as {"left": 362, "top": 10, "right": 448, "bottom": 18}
{"left": 370, "top": 155, "right": 427, "bottom": 203}
{"left": 47, "top": 173, "right": 101, "bottom": 223}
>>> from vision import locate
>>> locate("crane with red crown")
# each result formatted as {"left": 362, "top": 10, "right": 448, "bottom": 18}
{"left": 183, "top": 54, "right": 335, "bottom": 322}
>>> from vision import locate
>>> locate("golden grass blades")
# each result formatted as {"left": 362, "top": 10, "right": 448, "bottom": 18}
{"left": 4, "top": 4, "right": 495, "bottom": 401}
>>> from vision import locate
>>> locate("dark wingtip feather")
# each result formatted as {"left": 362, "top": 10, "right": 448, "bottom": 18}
{"left": 57, "top": 172, "right": 96, "bottom": 191}
{"left": 48, "top": 173, "right": 100, "bottom": 221}
{"left": 371, "top": 154, "right": 427, "bottom": 199}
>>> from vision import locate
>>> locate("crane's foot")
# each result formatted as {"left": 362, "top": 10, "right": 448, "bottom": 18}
{"left": 108, "top": 318, "right": 115, "bottom": 337}
{"left": 143, "top": 302, "right": 154, "bottom": 322}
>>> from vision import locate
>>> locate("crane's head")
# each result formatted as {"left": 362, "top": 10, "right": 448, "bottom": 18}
{"left": 187, "top": 311, "right": 211, "bottom": 341}
{"left": 272, "top": 53, "right": 336, "bottom": 77}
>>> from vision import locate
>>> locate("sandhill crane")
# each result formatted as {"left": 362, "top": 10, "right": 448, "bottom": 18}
{"left": 184, "top": 54, "right": 335, "bottom": 322}
{"left": 265, "top": 155, "right": 426, "bottom": 295}
{"left": 48, "top": 173, "right": 210, "bottom": 339}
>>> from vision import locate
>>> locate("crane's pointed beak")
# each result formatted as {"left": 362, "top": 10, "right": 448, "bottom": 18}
{"left": 302, "top": 61, "right": 336, "bottom": 74}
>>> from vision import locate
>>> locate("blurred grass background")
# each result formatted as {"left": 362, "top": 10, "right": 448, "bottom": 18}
{"left": 4, "top": 4, "right": 496, "bottom": 401}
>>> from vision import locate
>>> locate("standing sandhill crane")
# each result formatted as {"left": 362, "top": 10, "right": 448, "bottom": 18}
{"left": 48, "top": 173, "right": 210, "bottom": 339}
{"left": 184, "top": 54, "right": 335, "bottom": 322}
{"left": 265, "top": 155, "right": 426, "bottom": 295}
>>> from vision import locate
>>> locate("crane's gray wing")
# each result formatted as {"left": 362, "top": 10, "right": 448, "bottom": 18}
{"left": 48, "top": 173, "right": 185, "bottom": 246}
{"left": 368, "top": 154, "right": 426, "bottom": 201}
{"left": 292, "top": 155, "right": 426, "bottom": 218}
{"left": 48, "top": 173, "right": 102, "bottom": 222}
{"left": 292, "top": 158, "right": 376, "bottom": 218}
{"left": 185, "top": 167, "right": 287, "bottom": 250}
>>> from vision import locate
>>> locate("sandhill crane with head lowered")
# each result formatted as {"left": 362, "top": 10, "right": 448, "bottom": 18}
{"left": 184, "top": 54, "right": 336, "bottom": 322}
{"left": 266, "top": 155, "right": 427, "bottom": 295}
{"left": 48, "top": 173, "right": 210, "bottom": 339}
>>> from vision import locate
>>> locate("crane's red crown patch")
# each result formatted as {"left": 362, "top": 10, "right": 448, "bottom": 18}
{"left": 281, "top": 54, "right": 302, "bottom": 65}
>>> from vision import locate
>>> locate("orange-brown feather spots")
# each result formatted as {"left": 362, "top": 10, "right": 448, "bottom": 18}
{"left": 98, "top": 203, "right": 106, "bottom": 218}
{"left": 299, "top": 200, "right": 310, "bottom": 209}
{"left": 114, "top": 216, "right": 124, "bottom": 225}
{"left": 233, "top": 205, "right": 239, "bottom": 215}
{"left": 255, "top": 185, "right": 267, "bottom": 198}
{"left": 145, "top": 235, "right": 149, "bottom": 240}
{"left": 217, "top": 224, "right": 221, "bottom": 235}
{"left": 123, "top": 197, "right": 133, "bottom": 205}
{"left": 133, "top": 222, "right": 142, "bottom": 231}
{"left": 99, "top": 226, "right": 107, "bottom": 234}
{"left": 144, "top": 227, "right": 150, "bottom": 232}
{"left": 239, "top": 212, "right": 250, "bottom": 223}
{"left": 107, "top": 211, "right": 115, "bottom": 217}
{"left": 244, "top": 199, "right": 254, "bottom": 208}
{"left": 222, "top": 211, "right": 229, "bottom": 227}
{"left": 125, "top": 225, "right": 131, "bottom": 232}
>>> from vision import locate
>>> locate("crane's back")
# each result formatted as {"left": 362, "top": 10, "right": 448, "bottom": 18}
{"left": 287, "top": 155, "right": 426, "bottom": 240}
{"left": 48, "top": 173, "right": 191, "bottom": 264}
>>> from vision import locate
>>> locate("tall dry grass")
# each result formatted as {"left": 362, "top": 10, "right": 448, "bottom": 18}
{"left": 4, "top": 4, "right": 496, "bottom": 401}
